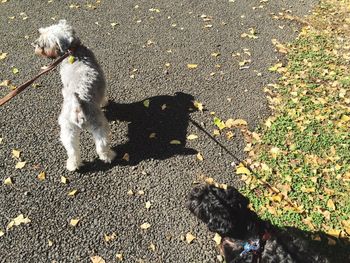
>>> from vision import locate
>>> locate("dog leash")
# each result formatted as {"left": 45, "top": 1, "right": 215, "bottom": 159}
{"left": 0, "top": 50, "right": 72, "bottom": 106}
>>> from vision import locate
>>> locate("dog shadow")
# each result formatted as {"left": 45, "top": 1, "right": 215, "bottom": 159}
{"left": 79, "top": 92, "right": 197, "bottom": 172}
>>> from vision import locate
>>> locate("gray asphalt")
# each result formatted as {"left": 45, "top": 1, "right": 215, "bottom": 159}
{"left": 0, "top": 1, "right": 317, "bottom": 262}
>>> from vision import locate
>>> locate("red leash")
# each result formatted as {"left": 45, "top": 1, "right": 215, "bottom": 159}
{"left": 0, "top": 51, "right": 71, "bottom": 106}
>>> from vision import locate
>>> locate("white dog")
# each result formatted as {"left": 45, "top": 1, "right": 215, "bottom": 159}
{"left": 33, "top": 20, "right": 116, "bottom": 171}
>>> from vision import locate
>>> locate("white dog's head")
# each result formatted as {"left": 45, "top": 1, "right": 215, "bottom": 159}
{"left": 33, "top": 20, "right": 79, "bottom": 58}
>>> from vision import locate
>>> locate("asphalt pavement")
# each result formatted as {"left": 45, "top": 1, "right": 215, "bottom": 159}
{"left": 0, "top": 0, "right": 317, "bottom": 262}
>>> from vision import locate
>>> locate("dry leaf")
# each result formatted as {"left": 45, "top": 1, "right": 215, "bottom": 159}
{"left": 0, "top": 230, "right": 4, "bottom": 237}
{"left": 196, "top": 152, "right": 203, "bottom": 161}
{"left": 327, "top": 199, "right": 336, "bottom": 211}
{"left": 68, "top": 189, "right": 78, "bottom": 196}
{"left": 4, "top": 177, "right": 12, "bottom": 185}
{"left": 149, "top": 133, "right": 156, "bottom": 139}
{"left": 48, "top": 240, "right": 53, "bottom": 247}
{"left": 61, "top": 176, "right": 68, "bottom": 184}
{"left": 236, "top": 164, "right": 251, "bottom": 175}
{"left": 193, "top": 101, "right": 204, "bottom": 111}
{"left": 111, "top": 22, "right": 118, "bottom": 27}
{"left": 122, "top": 153, "right": 130, "bottom": 162}
{"left": 12, "top": 67, "right": 19, "bottom": 74}
{"left": 0, "top": 52, "right": 7, "bottom": 60}
{"left": 7, "top": 214, "right": 31, "bottom": 230}
{"left": 70, "top": 218, "right": 80, "bottom": 227}
{"left": 90, "top": 256, "right": 105, "bottom": 263}
{"left": 213, "top": 233, "right": 222, "bottom": 245}
{"left": 12, "top": 149, "right": 21, "bottom": 158}
{"left": 116, "top": 253, "right": 123, "bottom": 261}
{"left": 145, "top": 201, "right": 151, "bottom": 209}
{"left": 149, "top": 243, "right": 156, "bottom": 251}
{"left": 15, "top": 161, "right": 26, "bottom": 169}
{"left": 211, "top": 52, "right": 220, "bottom": 57}
{"left": 143, "top": 99, "right": 150, "bottom": 108}
{"left": 187, "top": 64, "right": 198, "bottom": 69}
{"left": 37, "top": 171, "right": 46, "bottom": 181}
{"left": 185, "top": 232, "right": 196, "bottom": 244}
{"left": 170, "top": 140, "right": 181, "bottom": 145}
{"left": 104, "top": 232, "right": 117, "bottom": 242}
{"left": 187, "top": 134, "right": 198, "bottom": 140}
{"left": 140, "top": 223, "right": 151, "bottom": 230}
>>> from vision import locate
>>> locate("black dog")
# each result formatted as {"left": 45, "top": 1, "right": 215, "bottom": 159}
{"left": 187, "top": 184, "right": 330, "bottom": 263}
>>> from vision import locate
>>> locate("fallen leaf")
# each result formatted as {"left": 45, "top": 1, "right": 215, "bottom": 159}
{"left": 187, "top": 64, "right": 198, "bottom": 69}
{"left": 104, "top": 232, "right": 117, "bottom": 242}
{"left": 12, "top": 149, "right": 21, "bottom": 158}
{"left": 15, "top": 161, "right": 26, "bottom": 169}
{"left": 7, "top": 214, "right": 31, "bottom": 230}
{"left": 116, "top": 253, "right": 123, "bottom": 261}
{"left": 127, "top": 190, "right": 134, "bottom": 196}
{"left": 185, "top": 232, "right": 196, "bottom": 244}
{"left": 213, "top": 117, "right": 226, "bottom": 130}
{"left": 327, "top": 199, "right": 336, "bottom": 211}
{"left": 90, "top": 256, "right": 105, "bottom": 263}
{"left": 268, "top": 63, "right": 283, "bottom": 72}
{"left": 196, "top": 152, "right": 203, "bottom": 161}
{"left": 122, "top": 153, "right": 130, "bottom": 162}
{"left": 70, "top": 218, "right": 80, "bottom": 227}
{"left": 140, "top": 222, "right": 151, "bottom": 230}
{"left": 193, "top": 101, "right": 204, "bottom": 111}
{"left": 0, "top": 230, "right": 4, "bottom": 237}
{"left": 0, "top": 80, "right": 10, "bottom": 86}
{"left": 137, "top": 190, "right": 145, "bottom": 195}
{"left": 213, "top": 233, "right": 222, "bottom": 245}
{"left": 145, "top": 201, "right": 151, "bottom": 209}
{"left": 61, "top": 176, "right": 68, "bottom": 184}
{"left": 225, "top": 119, "right": 248, "bottom": 127}
{"left": 68, "top": 55, "right": 75, "bottom": 64}
{"left": 4, "top": 177, "right": 12, "bottom": 185}
{"left": 143, "top": 99, "right": 150, "bottom": 108}
{"left": 48, "top": 240, "right": 53, "bottom": 247}
{"left": 110, "top": 22, "right": 118, "bottom": 27}
{"left": 0, "top": 52, "right": 7, "bottom": 60}
{"left": 149, "top": 243, "right": 156, "bottom": 251}
{"left": 161, "top": 104, "right": 167, "bottom": 110}
{"left": 170, "top": 140, "right": 181, "bottom": 145}
{"left": 12, "top": 67, "right": 19, "bottom": 74}
{"left": 149, "top": 133, "right": 156, "bottom": 139}
{"left": 68, "top": 189, "right": 78, "bottom": 196}
{"left": 187, "top": 134, "right": 198, "bottom": 140}
{"left": 236, "top": 164, "right": 251, "bottom": 175}
{"left": 37, "top": 171, "right": 46, "bottom": 181}
{"left": 211, "top": 52, "right": 220, "bottom": 57}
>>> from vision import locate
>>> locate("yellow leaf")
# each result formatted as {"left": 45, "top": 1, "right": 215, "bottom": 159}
{"left": 149, "top": 133, "right": 156, "bottom": 139}
{"left": 37, "top": 171, "right": 46, "bottom": 181}
{"left": 149, "top": 243, "right": 156, "bottom": 251}
{"left": 341, "top": 115, "right": 350, "bottom": 122}
{"left": 327, "top": 199, "right": 336, "bottom": 211}
{"left": 12, "top": 67, "right": 19, "bottom": 74}
{"left": 145, "top": 201, "right": 151, "bottom": 209}
{"left": 4, "top": 177, "right": 12, "bottom": 185}
{"left": 90, "top": 256, "right": 105, "bottom": 263}
{"left": 7, "top": 214, "right": 31, "bottom": 230}
{"left": 196, "top": 152, "right": 203, "bottom": 161}
{"left": 187, "top": 64, "right": 198, "bottom": 69}
{"left": 143, "top": 99, "right": 150, "bottom": 108}
{"left": 110, "top": 22, "right": 118, "bottom": 27}
{"left": 187, "top": 134, "right": 198, "bottom": 140}
{"left": 0, "top": 80, "right": 10, "bottom": 86}
{"left": 225, "top": 118, "right": 247, "bottom": 128}
{"left": 213, "top": 233, "right": 222, "bottom": 245}
{"left": 213, "top": 117, "right": 226, "bottom": 130}
{"left": 48, "top": 240, "right": 54, "bottom": 246}
{"left": 122, "top": 153, "right": 130, "bottom": 162}
{"left": 185, "top": 232, "right": 196, "bottom": 244}
{"left": 268, "top": 63, "right": 283, "bottom": 72}
{"left": 211, "top": 52, "right": 220, "bottom": 57}
{"left": 70, "top": 218, "right": 80, "bottom": 227}
{"left": 104, "top": 232, "right": 117, "bottom": 242}
{"left": 12, "top": 149, "right": 21, "bottom": 158}
{"left": 226, "top": 131, "right": 234, "bottom": 140}
{"left": 326, "top": 229, "right": 341, "bottom": 238}
{"left": 170, "top": 140, "right": 181, "bottom": 145}
{"left": 140, "top": 223, "right": 151, "bottom": 230}
{"left": 193, "top": 101, "right": 204, "bottom": 111}
{"left": 0, "top": 52, "right": 7, "bottom": 60}
{"left": 301, "top": 186, "right": 315, "bottom": 193}
{"left": 15, "top": 161, "right": 26, "bottom": 169}
{"left": 0, "top": 230, "right": 4, "bottom": 237}
{"left": 61, "top": 176, "right": 68, "bottom": 184}
{"left": 68, "top": 55, "right": 75, "bottom": 64}
{"left": 137, "top": 190, "right": 145, "bottom": 195}
{"left": 270, "top": 194, "right": 283, "bottom": 202}
{"left": 205, "top": 177, "right": 214, "bottom": 184}
{"left": 116, "top": 253, "right": 123, "bottom": 261}
{"left": 213, "top": 129, "right": 220, "bottom": 136}
{"left": 68, "top": 189, "right": 78, "bottom": 196}
{"left": 236, "top": 164, "right": 251, "bottom": 175}
{"left": 127, "top": 190, "right": 134, "bottom": 196}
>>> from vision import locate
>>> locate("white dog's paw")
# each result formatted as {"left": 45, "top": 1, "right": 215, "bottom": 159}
{"left": 66, "top": 157, "right": 81, "bottom": 171}
{"left": 98, "top": 149, "right": 116, "bottom": 163}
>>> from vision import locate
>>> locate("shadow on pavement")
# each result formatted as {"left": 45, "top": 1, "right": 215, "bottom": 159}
{"left": 79, "top": 92, "right": 197, "bottom": 172}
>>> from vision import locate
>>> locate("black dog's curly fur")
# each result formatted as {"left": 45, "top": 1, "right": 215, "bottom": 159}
{"left": 187, "top": 184, "right": 330, "bottom": 263}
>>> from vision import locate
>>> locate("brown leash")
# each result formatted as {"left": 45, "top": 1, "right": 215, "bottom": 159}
{"left": 0, "top": 51, "right": 71, "bottom": 106}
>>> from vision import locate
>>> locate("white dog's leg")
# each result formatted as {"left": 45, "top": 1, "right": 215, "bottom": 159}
{"left": 89, "top": 117, "right": 116, "bottom": 163}
{"left": 59, "top": 117, "right": 82, "bottom": 171}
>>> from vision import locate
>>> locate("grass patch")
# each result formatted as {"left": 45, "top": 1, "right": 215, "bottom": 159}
{"left": 240, "top": 0, "right": 350, "bottom": 240}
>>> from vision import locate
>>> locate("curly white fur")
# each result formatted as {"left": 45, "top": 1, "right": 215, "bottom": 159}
{"left": 34, "top": 20, "right": 115, "bottom": 171}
